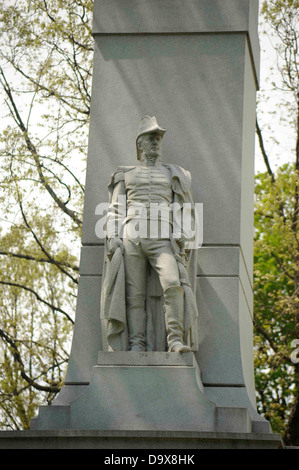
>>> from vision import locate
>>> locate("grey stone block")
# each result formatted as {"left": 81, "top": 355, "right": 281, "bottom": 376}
{"left": 196, "top": 277, "right": 250, "bottom": 386}
{"left": 197, "top": 246, "right": 253, "bottom": 316}
{"left": 31, "top": 353, "right": 273, "bottom": 437}
{"left": 30, "top": 406, "right": 70, "bottom": 431}
{"left": 92, "top": 0, "right": 260, "bottom": 81}
{"left": 252, "top": 419, "right": 272, "bottom": 434}
{"left": 93, "top": 0, "right": 256, "bottom": 33}
{"left": 79, "top": 245, "right": 253, "bottom": 291}
{"left": 216, "top": 407, "right": 251, "bottom": 433}
{"left": 97, "top": 351, "right": 195, "bottom": 367}
{"left": 205, "top": 386, "right": 271, "bottom": 434}
{"left": 52, "top": 384, "right": 89, "bottom": 406}
{"left": 197, "top": 246, "right": 240, "bottom": 276}
{"left": 69, "top": 354, "right": 215, "bottom": 431}
{"left": 79, "top": 245, "right": 104, "bottom": 275}
{"left": 0, "top": 430, "right": 283, "bottom": 449}
{"left": 64, "top": 275, "right": 102, "bottom": 384}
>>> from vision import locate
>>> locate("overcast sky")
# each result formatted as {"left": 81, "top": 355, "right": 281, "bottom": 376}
{"left": 255, "top": 24, "right": 296, "bottom": 175}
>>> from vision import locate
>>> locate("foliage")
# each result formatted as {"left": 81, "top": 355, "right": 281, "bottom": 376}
{"left": 254, "top": 0, "right": 299, "bottom": 445}
{"left": 261, "top": 0, "right": 299, "bottom": 98}
{"left": 253, "top": 165, "right": 299, "bottom": 438}
{"left": 0, "top": 0, "right": 93, "bottom": 429}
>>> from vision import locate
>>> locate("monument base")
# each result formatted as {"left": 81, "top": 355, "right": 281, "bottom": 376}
{"left": 0, "top": 429, "right": 283, "bottom": 449}
{"left": 24, "top": 352, "right": 282, "bottom": 448}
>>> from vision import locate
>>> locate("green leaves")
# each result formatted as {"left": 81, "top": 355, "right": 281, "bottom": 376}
{"left": 256, "top": 1, "right": 299, "bottom": 442}
{"left": 0, "top": 0, "right": 93, "bottom": 429}
{"left": 254, "top": 164, "right": 299, "bottom": 439}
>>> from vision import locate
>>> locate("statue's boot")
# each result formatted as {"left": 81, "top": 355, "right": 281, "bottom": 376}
{"left": 126, "top": 296, "right": 147, "bottom": 351}
{"left": 164, "top": 285, "right": 191, "bottom": 353}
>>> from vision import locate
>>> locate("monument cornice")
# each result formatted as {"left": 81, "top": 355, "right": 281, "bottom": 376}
{"left": 92, "top": 0, "right": 260, "bottom": 86}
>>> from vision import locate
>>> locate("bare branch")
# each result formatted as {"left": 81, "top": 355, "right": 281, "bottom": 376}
{"left": 256, "top": 117, "right": 275, "bottom": 182}
{"left": 0, "top": 280, "right": 74, "bottom": 325}
{"left": 18, "top": 199, "right": 79, "bottom": 285}
{"left": 0, "top": 67, "right": 83, "bottom": 226}
{"left": 0, "top": 327, "right": 63, "bottom": 393}
{"left": 0, "top": 250, "right": 79, "bottom": 271}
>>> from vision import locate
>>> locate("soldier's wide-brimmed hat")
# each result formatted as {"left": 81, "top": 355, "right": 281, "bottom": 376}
{"left": 136, "top": 116, "right": 166, "bottom": 160}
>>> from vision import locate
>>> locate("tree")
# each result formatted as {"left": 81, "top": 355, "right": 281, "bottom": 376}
{"left": 0, "top": 0, "right": 93, "bottom": 429}
{"left": 254, "top": 0, "right": 299, "bottom": 445}
{"left": 254, "top": 165, "right": 298, "bottom": 438}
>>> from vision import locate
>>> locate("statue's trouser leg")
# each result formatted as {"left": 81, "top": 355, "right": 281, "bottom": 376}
{"left": 164, "top": 285, "right": 191, "bottom": 353}
{"left": 126, "top": 295, "right": 147, "bottom": 351}
{"left": 124, "top": 236, "right": 191, "bottom": 352}
{"left": 123, "top": 238, "right": 147, "bottom": 351}
{"left": 143, "top": 238, "right": 190, "bottom": 352}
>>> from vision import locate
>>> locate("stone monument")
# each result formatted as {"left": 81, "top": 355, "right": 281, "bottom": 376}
{"left": 0, "top": 0, "right": 283, "bottom": 449}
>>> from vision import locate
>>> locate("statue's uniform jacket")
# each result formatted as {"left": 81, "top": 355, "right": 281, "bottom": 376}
{"left": 100, "top": 162, "right": 199, "bottom": 351}
{"left": 107, "top": 162, "right": 195, "bottom": 241}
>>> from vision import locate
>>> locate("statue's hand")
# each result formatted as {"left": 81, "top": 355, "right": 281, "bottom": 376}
{"left": 107, "top": 237, "right": 125, "bottom": 256}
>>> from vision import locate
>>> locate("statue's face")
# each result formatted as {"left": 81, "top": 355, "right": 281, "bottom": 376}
{"left": 138, "top": 132, "right": 163, "bottom": 159}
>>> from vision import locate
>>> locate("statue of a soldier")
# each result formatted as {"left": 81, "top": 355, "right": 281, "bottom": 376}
{"left": 100, "top": 116, "right": 199, "bottom": 353}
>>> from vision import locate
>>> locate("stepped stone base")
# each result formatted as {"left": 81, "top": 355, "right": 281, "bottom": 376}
{"left": 24, "top": 353, "right": 279, "bottom": 447}
{"left": 30, "top": 353, "right": 257, "bottom": 432}
{"left": 0, "top": 429, "right": 283, "bottom": 449}
{"left": 0, "top": 353, "right": 283, "bottom": 448}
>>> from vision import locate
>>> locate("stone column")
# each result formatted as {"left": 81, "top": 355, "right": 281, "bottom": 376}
{"left": 32, "top": 0, "right": 271, "bottom": 434}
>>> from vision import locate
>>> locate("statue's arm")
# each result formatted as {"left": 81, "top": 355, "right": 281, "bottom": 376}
{"left": 106, "top": 173, "right": 126, "bottom": 254}
{"left": 171, "top": 169, "right": 194, "bottom": 249}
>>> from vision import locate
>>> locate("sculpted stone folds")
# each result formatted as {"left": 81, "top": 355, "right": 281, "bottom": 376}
{"left": 100, "top": 116, "right": 199, "bottom": 353}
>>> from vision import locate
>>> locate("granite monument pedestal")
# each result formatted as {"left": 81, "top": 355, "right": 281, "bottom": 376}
{"left": 0, "top": 0, "right": 283, "bottom": 449}
{"left": 12, "top": 352, "right": 282, "bottom": 448}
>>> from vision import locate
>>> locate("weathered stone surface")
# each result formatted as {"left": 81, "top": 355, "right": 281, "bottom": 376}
{"left": 31, "top": 352, "right": 271, "bottom": 437}
{"left": 92, "top": 0, "right": 260, "bottom": 83}
{"left": 69, "top": 361, "right": 215, "bottom": 431}
{"left": 0, "top": 430, "right": 283, "bottom": 449}
{"left": 97, "top": 351, "right": 195, "bottom": 366}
